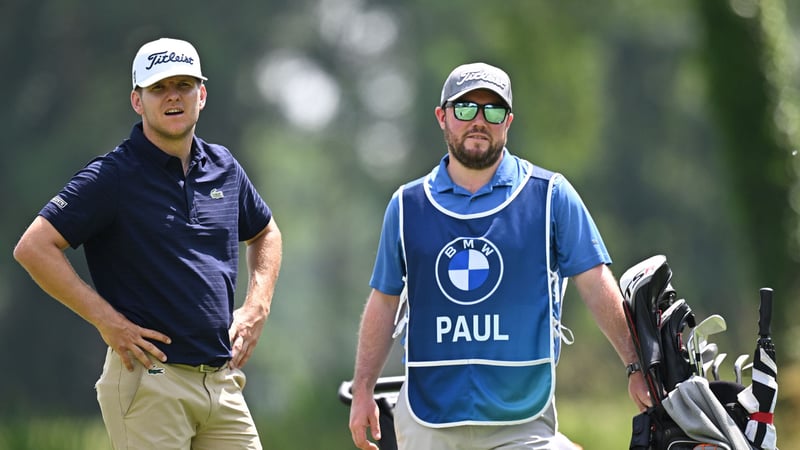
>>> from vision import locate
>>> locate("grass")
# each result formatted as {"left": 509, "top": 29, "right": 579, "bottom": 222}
{"left": 0, "top": 417, "right": 109, "bottom": 450}
{"left": 555, "top": 367, "right": 800, "bottom": 450}
{"left": 557, "top": 395, "right": 637, "bottom": 449}
{"left": 1, "top": 385, "right": 797, "bottom": 450}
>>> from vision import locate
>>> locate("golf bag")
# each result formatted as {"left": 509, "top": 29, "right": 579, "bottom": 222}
{"left": 338, "top": 376, "right": 403, "bottom": 450}
{"left": 621, "top": 255, "right": 778, "bottom": 450}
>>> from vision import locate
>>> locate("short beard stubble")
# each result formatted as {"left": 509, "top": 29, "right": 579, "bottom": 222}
{"left": 444, "top": 123, "right": 505, "bottom": 170}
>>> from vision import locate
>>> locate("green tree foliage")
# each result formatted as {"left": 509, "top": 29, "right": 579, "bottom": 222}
{"left": 696, "top": 0, "right": 800, "bottom": 343}
{"left": 2, "top": 0, "right": 798, "bottom": 448}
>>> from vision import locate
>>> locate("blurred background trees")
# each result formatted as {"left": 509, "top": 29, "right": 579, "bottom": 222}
{"left": 1, "top": 0, "right": 799, "bottom": 448}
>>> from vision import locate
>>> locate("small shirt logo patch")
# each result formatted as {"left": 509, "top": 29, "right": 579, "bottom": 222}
{"left": 210, "top": 188, "right": 224, "bottom": 199}
{"left": 50, "top": 196, "right": 68, "bottom": 209}
{"left": 147, "top": 365, "right": 166, "bottom": 375}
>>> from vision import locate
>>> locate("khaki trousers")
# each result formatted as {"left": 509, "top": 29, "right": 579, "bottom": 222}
{"left": 95, "top": 348, "right": 261, "bottom": 450}
{"left": 394, "top": 383, "right": 580, "bottom": 449}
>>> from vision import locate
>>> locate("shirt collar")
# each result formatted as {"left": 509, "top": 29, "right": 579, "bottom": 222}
{"left": 129, "top": 122, "right": 207, "bottom": 169}
{"left": 430, "top": 148, "right": 515, "bottom": 194}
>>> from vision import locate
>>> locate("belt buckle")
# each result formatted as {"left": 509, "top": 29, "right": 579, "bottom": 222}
{"left": 198, "top": 364, "right": 220, "bottom": 373}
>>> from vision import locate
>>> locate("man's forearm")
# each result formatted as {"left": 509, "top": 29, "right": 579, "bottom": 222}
{"left": 352, "top": 290, "right": 399, "bottom": 397}
{"left": 244, "top": 220, "right": 283, "bottom": 315}
{"left": 573, "top": 264, "right": 638, "bottom": 366}
{"left": 14, "top": 218, "right": 121, "bottom": 331}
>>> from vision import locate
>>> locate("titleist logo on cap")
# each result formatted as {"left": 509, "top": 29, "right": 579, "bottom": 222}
{"left": 132, "top": 38, "right": 206, "bottom": 88}
{"left": 440, "top": 62, "right": 512, "bottom": 108}
{"left": 455, "top": 70, "right": 509, "bottom": 90}
{"left": 144, "top": 51, "right": 196, "bottom": 71}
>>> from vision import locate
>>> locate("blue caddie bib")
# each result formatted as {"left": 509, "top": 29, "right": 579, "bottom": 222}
{"left": 399, "top": 162, "right": 563, "bottom": 427}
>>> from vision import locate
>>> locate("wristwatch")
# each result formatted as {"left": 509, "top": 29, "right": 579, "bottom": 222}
{"left": 626, "top": 362, "right": 642, "bottom": 378}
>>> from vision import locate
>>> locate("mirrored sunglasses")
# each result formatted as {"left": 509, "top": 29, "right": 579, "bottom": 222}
{"left": 445, "top": 101, "right": 509, "bottom": 124}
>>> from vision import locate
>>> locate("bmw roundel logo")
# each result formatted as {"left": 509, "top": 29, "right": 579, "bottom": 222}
{"left": 435, "top": 237, "right": 503, "bottom": 305}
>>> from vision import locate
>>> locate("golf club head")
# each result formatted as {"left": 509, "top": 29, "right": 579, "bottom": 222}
{"left": 711, "top": 353, "right": 727, "bottom": 381}
{"left": 700, "top": 342, "right": 718, "bottom": 378}
{"left": 695, "top": 314, "right": 727, "bottom": 338}
{"left": 733, "top": 354, "right": 749, "bottom": 385}
{"left": 619, "top": 255, "right": 668, "bottom": 301}
{"left": 700, "top": 342, "right": 718, "bottom": 361}
{"left": 693, "top": 314, "right": 727, "bottom": 374}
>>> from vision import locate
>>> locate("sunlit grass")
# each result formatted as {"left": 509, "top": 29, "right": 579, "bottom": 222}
{"left": 557, "top": 395, "right": 636, "bottom": 449}
{"left": 1, "top": 381, "right": 797, "bottom": 450}
{"left": 0, "top": 417, "right": 109, "bottom": 450}
{"left": 556, "top": 363, "right": 800, "bottom": 450}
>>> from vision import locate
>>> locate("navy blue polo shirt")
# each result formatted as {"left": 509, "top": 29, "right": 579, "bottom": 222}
{"left": 40, "top": 123, "right": 272, "bottom": 366}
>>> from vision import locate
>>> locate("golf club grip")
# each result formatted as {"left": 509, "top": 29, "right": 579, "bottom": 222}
{"left": 758, "top": 287, "right": 773, "bottom": 337}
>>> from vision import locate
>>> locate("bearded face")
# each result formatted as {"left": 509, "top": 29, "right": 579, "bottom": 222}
{"left": 443, "top": 120, "right": 506, "bottom": 170}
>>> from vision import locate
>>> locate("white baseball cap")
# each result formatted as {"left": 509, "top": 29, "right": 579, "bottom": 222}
{"left": 131, "top": 38, "right": 207, "bottom": 89}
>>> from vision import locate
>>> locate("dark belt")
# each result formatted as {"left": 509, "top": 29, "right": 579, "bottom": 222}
{"left": 174, "top": 362, "right": 228, "bottom": 373}
{"left": 198, "top": 363, "right": 227, "bottom": 373}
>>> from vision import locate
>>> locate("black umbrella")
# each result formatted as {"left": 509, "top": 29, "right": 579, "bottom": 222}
{"left": 737, "top": 288, "right": 778, "bottom": 449}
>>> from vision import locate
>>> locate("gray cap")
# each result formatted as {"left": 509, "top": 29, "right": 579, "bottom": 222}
{"left": 439, "top": 62, "right": 512, "bottom": 109}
